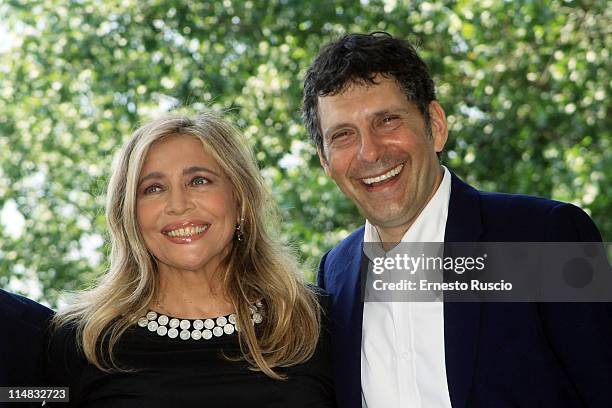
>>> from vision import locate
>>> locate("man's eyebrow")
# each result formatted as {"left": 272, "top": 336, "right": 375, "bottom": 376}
{"left": 371, "top": 108, "right": 411, "bottom": 117}
{"left": 138, "top": 166, "right": 220, "bottom": 185}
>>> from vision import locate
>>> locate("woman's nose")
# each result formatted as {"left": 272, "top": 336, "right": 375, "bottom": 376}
{"left": 166, "top": 187, "right": 194, "bottom": 215}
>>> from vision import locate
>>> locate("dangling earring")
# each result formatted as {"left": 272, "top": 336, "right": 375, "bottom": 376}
{"left": 235, "top": 217, "right": 245, "bottom": 242}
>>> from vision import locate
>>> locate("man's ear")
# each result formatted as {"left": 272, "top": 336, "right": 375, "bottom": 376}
{"left": 317, "top": 147, "right": 331, "bottom": 176}
{"left": 428, "top": 101, "right": 448, "bottom": 153}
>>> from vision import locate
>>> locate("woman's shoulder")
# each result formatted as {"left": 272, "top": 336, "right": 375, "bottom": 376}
{"left": 300, "top": 284, "right": 333, "bottom": 352}
{"left": 45, "top": 322, "right": 87, "bottom": 387}
{"left": 48, "top": 321, "right": 80, "bottom": 354}
{"left": 280, "top": 286, "right": 336, "bottom": 405}
{"left": 308, "top": 285, "right": 332, "bottom": 327}
{"left": 307, "top": 284, "right": 331, "bottom": 307}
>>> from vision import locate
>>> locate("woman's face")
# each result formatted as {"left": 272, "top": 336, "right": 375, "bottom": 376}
{"left": 136, "top": 134, "right": 238, "bottom": 275}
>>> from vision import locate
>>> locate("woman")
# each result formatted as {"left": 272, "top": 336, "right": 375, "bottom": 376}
{"left": 46, "top": 111, "right": 335, "bottom": 407}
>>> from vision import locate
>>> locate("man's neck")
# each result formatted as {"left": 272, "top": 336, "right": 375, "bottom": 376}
{"left": 374, "top": 166, "right": 445, "bottom": 246}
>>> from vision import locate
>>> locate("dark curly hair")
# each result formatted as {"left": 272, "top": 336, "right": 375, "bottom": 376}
{"left": 302, "top": 32, "right": 437, "bottom": 155}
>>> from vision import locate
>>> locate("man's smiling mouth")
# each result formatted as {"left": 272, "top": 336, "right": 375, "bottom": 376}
{"left": 361, "top": 163, "right": 404, "bottom": 186}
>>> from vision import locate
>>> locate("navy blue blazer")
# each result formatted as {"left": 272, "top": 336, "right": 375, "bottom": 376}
{"left": 0, "top": 289, "right": 53, "bottom": 386}
{"left": 318, "top": 173, "right": 612, "bottom": 408}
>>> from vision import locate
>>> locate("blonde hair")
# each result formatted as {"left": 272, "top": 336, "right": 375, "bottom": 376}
{"left": 53, "top": 111, "right": 321, "bottom": 379}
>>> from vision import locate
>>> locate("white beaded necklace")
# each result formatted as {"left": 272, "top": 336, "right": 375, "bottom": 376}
{"left": 137, "top": 301, "right": 263, "bottom": 340}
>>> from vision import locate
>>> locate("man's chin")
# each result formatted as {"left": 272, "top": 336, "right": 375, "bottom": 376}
{"left": 363, "top": 210, "right": 408, "bottom": 230}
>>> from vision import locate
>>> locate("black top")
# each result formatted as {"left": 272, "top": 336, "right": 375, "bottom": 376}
{"left": 45, "top": 304, "right": 335, "bottom": 407}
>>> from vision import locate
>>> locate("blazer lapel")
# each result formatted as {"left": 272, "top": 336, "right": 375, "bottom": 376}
{"left": 326, "top": 231, "right": 365, "bottom": 408}
{"left": 443, "top": 173, "right": 483, "bottom": 408}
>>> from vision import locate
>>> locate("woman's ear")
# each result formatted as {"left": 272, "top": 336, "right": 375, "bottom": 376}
{"left": 236, "top": 202, "right": 244, "bottom": 225}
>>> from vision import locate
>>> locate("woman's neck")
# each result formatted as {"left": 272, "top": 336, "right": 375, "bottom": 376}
{"left": 152, "top": 266, "right": 234, "bottom": 319}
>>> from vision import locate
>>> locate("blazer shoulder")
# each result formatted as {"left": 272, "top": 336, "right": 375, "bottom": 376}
{"left": 0, "top": 291, "right": 54, "bottom": 386}
{"left": 478, "top": 190, "right": 564, "bottom": 214}
{"left": 476, "top": 190, "right": 601, "bottom": 241}
{"left": 0, "top": 289, "right": 53, "bottom": 326}
{"left": 545, "top": 201, "right": 602, "bottom": 241}
{"left": 317, "top": 226, "right": 364, "bottom": 289}
{"left": 326, "top": 226, "right": 365, "bottom": 261}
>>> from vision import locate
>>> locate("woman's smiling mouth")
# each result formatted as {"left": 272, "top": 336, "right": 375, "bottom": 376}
{"left": 162, "top": 222, "right": 210, "bottom": 243}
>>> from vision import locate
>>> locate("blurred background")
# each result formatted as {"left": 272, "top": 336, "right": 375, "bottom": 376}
{"left": 0, "top": 0, "right": 609, "bottom": 308}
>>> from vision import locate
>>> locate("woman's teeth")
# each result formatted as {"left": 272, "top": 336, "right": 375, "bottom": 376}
{"left": 167, "top": 225, "right": 208, "bottom": 238}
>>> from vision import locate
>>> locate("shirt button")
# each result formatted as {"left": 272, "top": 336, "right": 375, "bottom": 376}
{"left": 401, "top": 352, "right": 410, "bottom": 360}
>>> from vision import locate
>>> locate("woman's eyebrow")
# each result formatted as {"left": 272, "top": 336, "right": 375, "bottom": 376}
{"left": 183, "top": 166, "right": 220, "bottom": 177}
{"left": 138, "top": 171, "right": 164, "bottom": 185}
{"left": 138, "top": 166, "right": 221, "bottom": 186}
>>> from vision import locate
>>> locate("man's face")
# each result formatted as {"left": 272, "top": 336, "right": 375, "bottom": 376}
{"left": 317, "top": 76, "right": 448, "bottom": 237}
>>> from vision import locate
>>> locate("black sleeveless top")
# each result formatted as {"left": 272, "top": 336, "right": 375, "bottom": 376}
{"left": 44, "top": 303, "right": 335, "bottom": 408}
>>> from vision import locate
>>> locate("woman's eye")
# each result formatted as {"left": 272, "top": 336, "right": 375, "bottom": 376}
{"left": 191, "top": 176, "right": 209, "bottom": 186}
{"left": 143, "top": 185, "right": 162, "bottom": 194}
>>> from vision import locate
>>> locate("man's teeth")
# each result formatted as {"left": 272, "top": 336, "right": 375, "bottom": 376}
{"left": 167, "top": 225, "right": 208, "bottom": 238}
{"left": 362, "top": 164, "right": 404, "bottom": 185}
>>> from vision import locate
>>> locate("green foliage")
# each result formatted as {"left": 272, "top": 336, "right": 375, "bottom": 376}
{"left": 0, "top": 0, "right": 609, "bottom": 306}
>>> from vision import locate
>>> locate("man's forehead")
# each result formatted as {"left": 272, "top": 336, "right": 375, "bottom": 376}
{"left": 319, "top": 74, "right": 399, "bottom": 99}
{"left": 317, "top": 80, "right": 414, "bottom": 119}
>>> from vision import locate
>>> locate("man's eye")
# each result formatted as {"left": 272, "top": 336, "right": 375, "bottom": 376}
{"left": 331, "top": 130, "right": 350, "bottom": 140}
{"left": 382, "top": 115, "right": 399, "bottom": 124}
{"left": 191, "top": 176, "right": 209, "bottom": 186}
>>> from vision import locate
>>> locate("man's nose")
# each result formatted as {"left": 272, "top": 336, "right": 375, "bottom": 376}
{"left": 357, "top": 129, "right": 383, "bottom": 163}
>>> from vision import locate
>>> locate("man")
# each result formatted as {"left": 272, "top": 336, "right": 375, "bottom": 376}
{"left": 0, "top": 289, "right": 53, "bottom": 386}
{"left": 302, "top": 32, "right": 611, "bottom": 407}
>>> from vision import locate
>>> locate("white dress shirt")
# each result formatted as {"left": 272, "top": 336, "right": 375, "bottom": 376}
{"left": 361, "top": 166, "right": 453, "bottom": 408}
